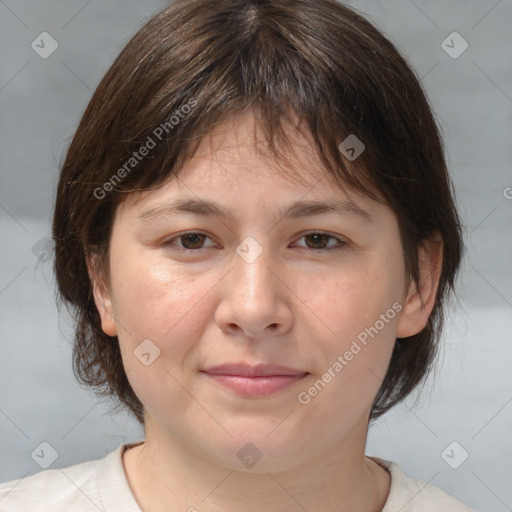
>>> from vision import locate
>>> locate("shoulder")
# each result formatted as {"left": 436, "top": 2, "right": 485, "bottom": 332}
{"left": 368, "top": 456, "right": 476, "bottom": 512}
{"left": 0, "top": 445, "right": 123, "bottom": 512}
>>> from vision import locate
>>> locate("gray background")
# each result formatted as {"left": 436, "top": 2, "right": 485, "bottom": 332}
{"left": 1, "top": 0, "right": 511, "bottom": 510}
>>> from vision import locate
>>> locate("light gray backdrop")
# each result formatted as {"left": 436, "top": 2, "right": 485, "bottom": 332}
{"left": 1, "top": 1, "right": 511, "bottom": 510}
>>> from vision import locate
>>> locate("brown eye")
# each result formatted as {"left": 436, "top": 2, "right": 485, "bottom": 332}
{"left": 178, "top": 233, "right": 207, "bottom": 249}
{"left": 294, "top": 232, "right": 347, "bottom": 252}
{"left": 163, "top": 232, "right": 215, "bottom": 252}
{"left": 304, "top": 233, "right": 331, "bottom": 249}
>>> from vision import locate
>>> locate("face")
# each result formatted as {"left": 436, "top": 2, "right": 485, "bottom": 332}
{"left": 90, "top": 110, "right": 436, "bottom": 472}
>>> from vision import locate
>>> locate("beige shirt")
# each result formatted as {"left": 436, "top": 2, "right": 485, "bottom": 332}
{"left": 0, "top": 441, "right": 475, "bottom": 511}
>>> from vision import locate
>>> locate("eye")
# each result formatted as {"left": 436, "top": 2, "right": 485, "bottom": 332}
{"left": 162, "top": 231, "right": 347, "bottom": 254}
{"left": 293, "top": 232, "right": 347, "bottom": 253}
{"left": 163, "top": 232, "right": 216, "bottom": 252}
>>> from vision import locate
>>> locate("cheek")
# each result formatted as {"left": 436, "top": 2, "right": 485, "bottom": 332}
{"left": 110, "top": 253, "right": 221, "bottom": 359}
{"left": 298, "top": 256, "right": 402, "bottom": 392}
{"left": 305, "top": 256, "right": 402, "bottom": 340}
{"left": 295, "top": 277, "right": 399, "bottom": 427}
{"left": 111, "top": 258, "right": 220, "bottom": 418}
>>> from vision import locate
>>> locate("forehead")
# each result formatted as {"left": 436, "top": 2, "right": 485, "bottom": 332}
{"left": 117, "top": 109, "right": 378, "bottom": 219}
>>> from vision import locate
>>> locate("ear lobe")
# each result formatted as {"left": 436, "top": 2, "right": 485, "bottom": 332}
{"left": 396, "top": 233, "right": 443, "bottom": 339}
{"left": 86, "top": 253, "right": 117, "bottom": 337}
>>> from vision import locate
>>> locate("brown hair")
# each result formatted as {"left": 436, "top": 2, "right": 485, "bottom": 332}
{"left": 52, "top": 0, "right": 464, "bottom": 425}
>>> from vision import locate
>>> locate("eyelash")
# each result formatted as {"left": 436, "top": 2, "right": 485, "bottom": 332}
{"left": 162, "top": 231, "right": 348, "bottom": 254}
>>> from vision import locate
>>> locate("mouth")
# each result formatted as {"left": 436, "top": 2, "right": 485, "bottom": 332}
{"left": 201, "top": 364, "right": 310, "bottom": 397}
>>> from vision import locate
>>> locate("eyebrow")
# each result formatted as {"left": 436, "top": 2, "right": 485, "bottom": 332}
{"left": 137, "top": 198, "right": 373, "bottom": 224}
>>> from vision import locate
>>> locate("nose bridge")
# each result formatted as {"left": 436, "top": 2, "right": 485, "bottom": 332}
{"left": 232, "top": 235, "right": 276, "bottom": 303}
{"left": 215, "top": 230, "right": 294, "bottom": 340}
{"left": 215, "top": 234, "right": 292, "bottom": 337}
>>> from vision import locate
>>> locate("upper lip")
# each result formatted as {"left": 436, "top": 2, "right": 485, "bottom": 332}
{"left": 201, "top": 364, "right": 308, "bottom": 377}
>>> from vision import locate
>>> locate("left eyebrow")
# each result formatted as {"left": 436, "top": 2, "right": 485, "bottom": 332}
{"left": 137, "top": 198, "right": 374, "bottom": 224}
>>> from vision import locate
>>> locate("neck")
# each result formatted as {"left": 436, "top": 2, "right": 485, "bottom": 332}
{"left": 123, "top": 419, "right": 390, "bottom": 512}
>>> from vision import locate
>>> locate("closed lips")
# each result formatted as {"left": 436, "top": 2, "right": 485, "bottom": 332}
{"left": 201, "top": 365, "right": 309, "bottom": 397}
{"left": 201, "top": 364, "right": 308, "bottom": 377}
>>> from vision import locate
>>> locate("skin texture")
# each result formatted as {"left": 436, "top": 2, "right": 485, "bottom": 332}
{"left": 88, "top": 111, "right": 443, "bottom": 512}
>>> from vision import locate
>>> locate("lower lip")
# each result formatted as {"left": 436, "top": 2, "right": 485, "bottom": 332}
{"left": 204, "top": 373, "right": 309, "bottom": 396}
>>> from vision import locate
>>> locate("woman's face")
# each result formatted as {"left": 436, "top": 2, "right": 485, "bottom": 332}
{"left": 90, "top": 111, "right": 429, "bottom": 472}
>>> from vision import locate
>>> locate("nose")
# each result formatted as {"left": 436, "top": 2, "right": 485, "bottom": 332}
{"left": 214, "top": 241, "right": 294, "bottom": 339}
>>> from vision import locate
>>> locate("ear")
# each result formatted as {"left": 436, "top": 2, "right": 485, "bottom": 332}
{"left": 396, "top": 233, "right": 443, "bottom": 338}
{"left": 86, "top": 253, "right": 117, "bottom": 337}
